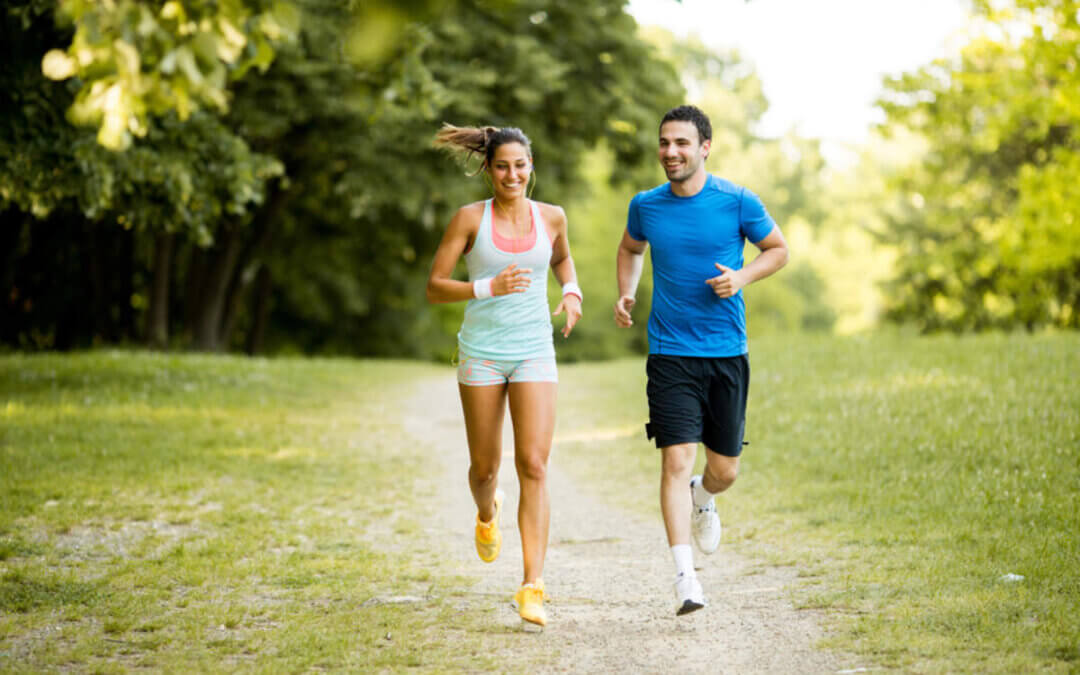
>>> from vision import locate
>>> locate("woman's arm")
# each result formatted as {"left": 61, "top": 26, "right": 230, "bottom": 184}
{"left": 544, "top": 204, "right": 582, "bottom": 337}
{"left": 426, "top": 204, "right": 533, "bottom": 303}
{"left": 427, "top": 205, "right": 480, "bottom": 304}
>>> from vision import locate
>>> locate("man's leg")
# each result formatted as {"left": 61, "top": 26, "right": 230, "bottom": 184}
{"left": 661, "top": 442, "right": 706, "bottom": 615}
{"left": 691, "top": 354, "right": 749, "bottom": 553}
{"left": 660, "top": 442, "right": 698, "bottom": 546}
{"left": 690, "top": 451, "right": 736, "bottom": 555}
{"left": 701, "top": 453, "right": 739, "bottom": 495}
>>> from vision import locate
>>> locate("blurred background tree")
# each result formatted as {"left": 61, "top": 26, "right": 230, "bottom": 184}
{"left": 2, "top": 0, "right": 681, "bottom": 356}
{"left": 876, "top": 0, "right": 1080, "bottom": 331}
{"left": 4, "top": 0, "right": 1075, "bottom": 357}
{"left": 1, "top": 0, "right": 288, "bottom": 350}
{"left": 249, "top": 0, "right": 685, "bottom": 360}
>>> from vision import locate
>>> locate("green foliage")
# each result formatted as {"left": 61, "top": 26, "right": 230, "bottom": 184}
{"left": 241, "top": 0, "right": 685, "bottom": 358}
{"left": 2, "top": 0, "right": 681, "bottom": 355}
{"left": 2, "top": 0, "right": 281, "bottom": 233}
{"left": 41, "top": 0, "right": 298, "bottom": 150}
{"left": 2, "top": 0, "right": 836, "bottom": 357}
{"left": 745, "top": 261, "right": 836, "bottom": 335}
{"left": 1, "top": 1, "right": 285, "bottom": 349}
{"left": 878, "top": 0, "right": 1080, "bottom": 331}
{"left": 555, "top": 145, "right": 653, "bottom": 362}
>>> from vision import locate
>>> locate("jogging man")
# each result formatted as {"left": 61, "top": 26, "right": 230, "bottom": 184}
{"left": 613, "top": 105, "right": 789, "bottom": 615}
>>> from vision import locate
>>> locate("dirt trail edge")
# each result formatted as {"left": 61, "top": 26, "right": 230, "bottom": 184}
{"left": 404, "top": 374, "right": 865, "bottom": 674}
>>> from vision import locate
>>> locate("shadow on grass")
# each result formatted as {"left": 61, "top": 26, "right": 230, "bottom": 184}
{"left": 0, "top": 569, "right": 102, "bottom": 612}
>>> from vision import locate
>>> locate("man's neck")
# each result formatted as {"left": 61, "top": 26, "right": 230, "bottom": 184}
{"left": 669, "top": 170, "right": 708, "bottom": 197}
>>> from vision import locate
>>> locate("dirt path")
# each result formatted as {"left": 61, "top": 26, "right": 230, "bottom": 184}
{"left": 405, "top": 374, "right": 864, "bottom": 674}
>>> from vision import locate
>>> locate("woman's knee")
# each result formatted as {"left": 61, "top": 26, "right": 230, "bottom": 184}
{"left": 469, "top": 462, "right": 499, "bottom": 486}
{"left": 515, "top": 451, "right": 548, "bottom": 482}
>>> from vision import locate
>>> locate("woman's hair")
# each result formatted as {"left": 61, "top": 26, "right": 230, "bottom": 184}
{"left": 433, "top": 124, "right": 532, "bottom": 173}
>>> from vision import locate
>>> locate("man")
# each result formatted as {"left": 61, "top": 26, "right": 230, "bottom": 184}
{"left": 614, "top": 105, "right": 789, "bottom": 615}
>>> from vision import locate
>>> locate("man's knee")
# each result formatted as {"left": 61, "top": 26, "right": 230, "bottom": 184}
{"left": 704, "top": 457, "right": 739, "bottom": 490}
{"left": 661, "top": 444, "right": 697, "bottom": 477}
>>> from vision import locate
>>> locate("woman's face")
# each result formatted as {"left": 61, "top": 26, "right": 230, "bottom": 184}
{"left": 487, "top": 142, "right": 532, "bottom": 201}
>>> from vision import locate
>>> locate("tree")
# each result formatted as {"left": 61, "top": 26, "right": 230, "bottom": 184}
{"left": 39, "top": 0, "right": 299, "bottom": 151}
{"left": 225, "top": 0, "right": 685, "bottom": 358}
{"left": 1, "top": 0, "right": 284, "bottom": 349}
{"left": 2, "top": 0, "right": 685, "bottom": 356}
{"left": 877, "top": 0, "right": 1080, "bottom": 331}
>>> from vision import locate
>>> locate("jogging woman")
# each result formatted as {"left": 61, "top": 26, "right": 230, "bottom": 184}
{"left": 426, "top": 124, "right": 582, "bottom": 630}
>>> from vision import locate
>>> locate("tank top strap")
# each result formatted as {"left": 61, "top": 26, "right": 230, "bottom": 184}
{"left": 476, "top": 199, "right": 493, "bottom": 247}
{"left": 529, "top": 200, "right": 555, "bottom": 247}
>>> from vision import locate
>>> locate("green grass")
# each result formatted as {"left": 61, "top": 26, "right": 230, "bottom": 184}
{"left": 3, "top": 335, "right": 1078, "bottom": 673}
{"left": 556, "top": 332, "right": 1080, "bottom": 674}
{"left": 0, "top": 351, "right": 499, "bottom": 672}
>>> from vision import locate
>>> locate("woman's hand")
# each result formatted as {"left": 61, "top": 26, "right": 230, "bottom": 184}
{"left": 553, "top": 294, "right": 582, "bottom": 337}
{"left": 492, "top": 263, "right": 532, "bottom": 295}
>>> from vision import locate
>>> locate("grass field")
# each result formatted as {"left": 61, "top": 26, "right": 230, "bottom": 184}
{"left": 2, "top": 333, "right": 1077, "bottom": 673}
{"left": 0, "top": 353, "right": 499, "bottom": 672}
{"left": 556, "top": 332, "right": 1080, "bottom": 673}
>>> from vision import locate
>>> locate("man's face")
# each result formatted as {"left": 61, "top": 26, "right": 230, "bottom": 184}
{"left": 658, "top": 120, "right": 710, "bottom": 184}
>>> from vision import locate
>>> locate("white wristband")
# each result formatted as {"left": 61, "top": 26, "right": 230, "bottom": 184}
{"left": 473, "top": 278, "right": 494, "bottom": 299}
{"left": 562, "top": 281, "right": 582, "bottom": 302}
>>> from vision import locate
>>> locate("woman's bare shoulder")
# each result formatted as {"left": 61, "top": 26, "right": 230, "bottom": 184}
{"left": 448, "top": 200, "right": 487, "bottom": 229}
{"left": 533, "top": 200, "right": 567, "bottom": 226}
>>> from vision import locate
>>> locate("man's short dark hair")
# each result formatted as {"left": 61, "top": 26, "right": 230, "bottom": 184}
{"left": 660, "top": 105, "right": 712, "bottom": 143}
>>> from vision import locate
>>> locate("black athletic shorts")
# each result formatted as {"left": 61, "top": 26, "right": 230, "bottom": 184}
{"left": 644, "top": 353, "right": 749, "bottom": 456}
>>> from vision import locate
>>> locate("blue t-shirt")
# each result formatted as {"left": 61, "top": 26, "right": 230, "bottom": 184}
{"left": 627, "top": 175, "right": 776, "bottom": 357}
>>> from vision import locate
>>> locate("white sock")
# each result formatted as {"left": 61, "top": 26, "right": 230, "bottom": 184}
{"left": 691, "top": 475, "right": 715, "bottom": 508}
{"left": 671, "top": 544, "right": 695, "bottom": 578}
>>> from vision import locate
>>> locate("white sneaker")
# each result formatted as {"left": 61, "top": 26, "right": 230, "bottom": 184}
{"left": 690, "top": 476, "right": 722, "bottom": 554}
{"left": 674, "top": 572, "right": 706, "bottom": 616}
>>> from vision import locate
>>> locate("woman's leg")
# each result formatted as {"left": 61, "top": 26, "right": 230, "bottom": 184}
{"left": 459, "top": 383, "right": 508, "bottom": 521}
{"left": 507, "top": 381, "right": 556, "bottom": 584}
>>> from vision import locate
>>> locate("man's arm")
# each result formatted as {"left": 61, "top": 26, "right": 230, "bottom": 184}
{"left": 706, "top": 225, "right": 789, "bottom": 298}
{"left": 614, "top": 229, "right": 648, "bottom": 327}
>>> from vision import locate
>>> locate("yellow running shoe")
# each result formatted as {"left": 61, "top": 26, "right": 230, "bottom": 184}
{"left": 514, "top": 579, "right": 546, "bottom": 630}
{"left": 475, "top": 488, "right": 504, "bottom": 563}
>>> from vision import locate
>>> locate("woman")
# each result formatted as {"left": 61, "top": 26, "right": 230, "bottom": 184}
{"left": 426, "top": 124, "right": 582, "bottom": 630}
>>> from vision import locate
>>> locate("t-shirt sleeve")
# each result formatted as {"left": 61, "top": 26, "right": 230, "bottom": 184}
{"left": 626, "top": 193, "right": 646, "bottom": 242}
{"left": 739, "top": 188, "right": 777, "bottom": 244}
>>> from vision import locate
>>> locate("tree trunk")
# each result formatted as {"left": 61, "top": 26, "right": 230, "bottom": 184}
{"left": 219, "top": 186, "right": 286, "bottom": 351}
{"left": 118, "top": 227, "right": 136, "bottom": 343}
{"left": 192, "top": 229, "right": 244, "bottom": 351}
{"left": 183, "top": 244, "right": 206, "bottom": 340}
{"left": 219, "top": 265, "right": 246, "bottom": 351}
{"left": 146, "top": 231, "right": 174, "bottom": 349}
{"left": 79, "top": 219, "right": 106, "bottom": 348}
{"left": 246, "top": 264, "right": 272, "bottom": 355}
